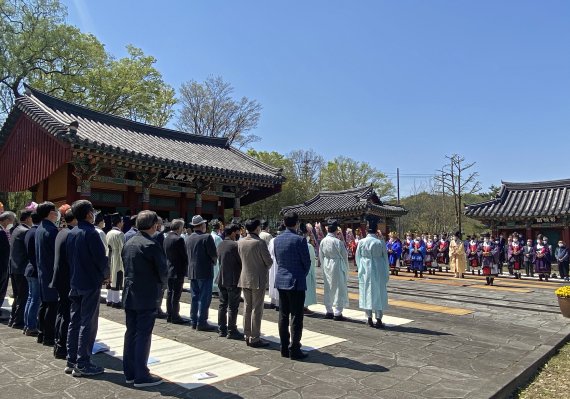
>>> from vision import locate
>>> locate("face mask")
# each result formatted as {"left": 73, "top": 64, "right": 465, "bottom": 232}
{"left": 6, "top": 223, "right": 13, "bottom": 230}
{"left": 159, "top": 225, "right": 165, "bottom": 232}
{"left": 537, "top": 240, "right": 541, "bottom": 244}
{"left": 559, "top": 244, "right": 564, "bottom": 248}
{"left": 527, "top": 242, "right": 532, "bottom": 246}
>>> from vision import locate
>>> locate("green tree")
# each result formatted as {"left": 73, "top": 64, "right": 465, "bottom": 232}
{"left": 0, "top": 0, "right": 176, "bottom": 126}
{"left": 176, "top": 76, "right": 262, "bottom": 148}
{"left": 320, "top": 156, "right": 395, "bottom": 200}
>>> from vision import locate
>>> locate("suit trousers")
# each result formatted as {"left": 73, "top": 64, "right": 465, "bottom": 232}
{"left": 0, "top": 269, "right": 9, "bottom": 309}
{"left": 278, "top": 289, "right": 305, "bottom": 351}
{"left": 218, "top": 286, "right": 241, "bottom": 333}
{"left": 9, "top": 274, "right": 28, "bottom": 326}
{"left": 67, "top": 288, "right": 100, "bottom": 367}
{"left": 38, "top": 300, "right": 57, "bottom": 343}
{"left": 560, "top": 261, "right": 569, "bottom": 279}
{"left": 166, "top": 277, "right": 184, "bottom": 320}
{"left": 242, "top": 288, "right": 265, "bottom": 343}
{"left": 190, "top": 278, "right": 213, "bottom": 326}
{"left": 123, "top": 308, "right": 156, "bottom": 383}
{"left": 54, "top": 286, "right": 71, "bottom": 357}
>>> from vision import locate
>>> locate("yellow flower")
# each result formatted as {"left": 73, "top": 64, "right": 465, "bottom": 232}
{"left": 555, "top": 286, "right": 570, "bottom": 298}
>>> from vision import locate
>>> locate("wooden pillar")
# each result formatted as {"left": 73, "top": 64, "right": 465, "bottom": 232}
{"left": 217, "top": 198, "right": 225, "bottom": 221}
{"left": 233, "top": 196, "right": 241, "bottom": 218}
{"left": 195, "top": 192, "right": 202, "bottom": 216}
{"left": 66, "top": 164, "right": 78, "bottom": 204}
{"left": 360, "top": 222, "right": 367, "bottom": 238}
{"left": 141, "top": 186, "right": 150, "bottom": 210}
{"left": 127, "top": 186, "right": 137, "bottom": 215}
{"left": 43, "top": 175, "right": 49, "bottom": 201}
{"left": 180, "top": 192, "right": 188, "bottom": 220}
{"left": 563, "top": 223, "right": 570, "bottom": 246}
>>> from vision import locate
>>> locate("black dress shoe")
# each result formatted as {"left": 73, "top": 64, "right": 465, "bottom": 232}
{"left": 112, "top": 302, "right": 122, "bottom": 309}
{"left": 227, "top": 331, "right": 244, "bottom": 340}
{"left": 171, "top": 318, "right": 189, "bottom": 325}
{"left": 218, "top": 330, "right": 228, "bottom": 337}
{"left": 249, "top": 340, "right": 270, "bottom": 348}
{"left": 367, "top": 318, "right": 374, "bottom": 327}
{"left": 323, "top": 313, "right": 334, "bottom": 319}
{"left": 155, "top": 311, "right": 168, "bottom": 319}
{"left": 290, "top": 350, "right": 308, "bottom": 360}
{"left": 196, "top": 323, "right": 217, "bottom": 332}
{"left": 375, "top": 319, "right": 385, "bottom": 329}
{"left": 333, "top": 314, "right": 345, "bottom": 321}
{"left": 281, "top": 349, "right": 290, "bottom": 358}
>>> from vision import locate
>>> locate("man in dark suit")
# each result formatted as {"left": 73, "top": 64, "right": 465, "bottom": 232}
{"left": 216, "top": 224, "right": 243, "bottom": 339}
{"left": 122, "top": 210, "right": 168, "bottom": 388}
{"left": 35, "top": 202, "right": 60, "bottom": 347}
{"left": 8, "top": 210, "right": 32, "bottom": 328}
{"left": 238, "top": 218, "right": 273, "bottom": 348}
{"left": 0, "top": 211, "right": 16, "bottom": 321}
{"left": 66, "top": 200, "right": 108, "bottom": 377}
{"left": 50, "top": 209, "right": 77, "bottom": 359}
{"left": 185, "top": 215, "right": 217, "bottom": 331}
{"left": 274, "top": 211, "right": 311, "bottom": 360}
{"left": 163, "top": 218, "right": 188, "bottom": 324}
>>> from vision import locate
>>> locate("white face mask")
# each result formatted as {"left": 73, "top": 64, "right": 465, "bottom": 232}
{"left": 159, "top": 225, "right": 165, "bottom": 232}
{"left": 6, "top": 223, "right": 13, "bottom": 230}
{"left": 559, "top": 244, "right": 564, "bottom": 248}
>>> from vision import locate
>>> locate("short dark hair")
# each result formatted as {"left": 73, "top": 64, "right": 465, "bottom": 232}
{"left": 261, "top": 219, "right": 269, "bottom": 230}
{"left": 224, "top": 224, "right": 240, "bottom": 236}
{"left": 245, "top": 218, "right": 261, "bottom": 233}
{"left": 136, "top": 210, "right": 158, "bottom": 231}
{"left": 110, "top": 213, "right": 122, "bottom": 226}
{"left": 94, "top": 212, "right": 104, "bottom": 225}
{"left": 298, "top": 222, "right": 308, "bottom": 235}
{"left": 19, "top": 209, "right": 33, "bottom": 222}
{"left": 71, "top": 200, "right": 94, "bottom": 221}
{"left": 31, "top": 212, "right": 42, "bottom": 224}
{"left": 210, "top": 219, "right": 221, "bottom": 230}
{"left": 326, "top": 218, "right": 338, "bottom": 233}
{"left": 368, "top": 219, "right": 378, "bottom": 233}
{"left": 283, "top": 211, "right": 299, "bottom": 228}
{"left": 64, "top": 209, "right": 76, "bottom": 224}
{"left": 36, "top": 202, "right": 55, "bottom": 219}
{"left": 130, "top": 215, "right": 137, "bottom": 223}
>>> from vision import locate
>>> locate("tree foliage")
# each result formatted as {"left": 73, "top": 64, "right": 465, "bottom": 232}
{"left": 0, "top": 0, "right": 176, "bottom": 126}
{"left": 176, "top": 76, "right": 262, "bottom": 148}
{"left": 320, "top": 156, "right": 395, "bottom": 200}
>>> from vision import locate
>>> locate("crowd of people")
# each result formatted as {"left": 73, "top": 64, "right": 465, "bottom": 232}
{"left": 0, "top": 200, "right": 395, "bottom": 389}
{"left": 380, "top": 231, "right": 569, "bottom": 283}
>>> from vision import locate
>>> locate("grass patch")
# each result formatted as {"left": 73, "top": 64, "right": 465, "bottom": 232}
{"left": 515, "top": 340, "right": 570, "bottom": 398}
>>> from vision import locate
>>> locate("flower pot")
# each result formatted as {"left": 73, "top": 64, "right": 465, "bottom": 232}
{"left": 558, "top": 296, "right": 570, "bottom": 318}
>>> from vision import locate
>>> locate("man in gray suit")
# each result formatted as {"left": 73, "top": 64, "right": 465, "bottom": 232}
{"left": 238, "top": 218, "right": 273, "bottom": 348}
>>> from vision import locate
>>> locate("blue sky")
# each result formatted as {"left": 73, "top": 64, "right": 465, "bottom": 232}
{"left": 62, "top": 0, "right": 570, "bottom": 196}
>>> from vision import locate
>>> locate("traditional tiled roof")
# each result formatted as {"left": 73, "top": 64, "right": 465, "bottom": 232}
{"left": 1, "top": 86, "right": 283, "bottom": 185}
{"left": 464, "top": 179, "right": 570, "bottom": 220}
{"left": 281, "top": 186, "right": 407, "bottom": 219}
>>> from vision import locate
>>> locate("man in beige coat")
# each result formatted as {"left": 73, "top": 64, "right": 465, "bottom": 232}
{"left": 238, "top": 218, "right": 273, "bottom": 347}
{"left": 449, "top": 231, "right": 466, "bottom": 278}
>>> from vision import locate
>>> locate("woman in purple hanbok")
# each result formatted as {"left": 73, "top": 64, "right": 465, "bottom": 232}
{"left": 479, "top": 233, "right": 499, "bottom": 285}
{"left": 533, "top": 235, "right": 551, "bottom": 281}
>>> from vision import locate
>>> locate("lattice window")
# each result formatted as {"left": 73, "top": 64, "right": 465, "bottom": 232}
{"left": 150, "top": 197, "right": 176, "bottom": 208}
{"left": 91, "top": 191, "right": 123, "bottom": 204}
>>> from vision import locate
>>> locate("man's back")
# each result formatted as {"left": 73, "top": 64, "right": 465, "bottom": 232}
{"left": 217, "top": 239, "right": 241, "bottom": 287}
{"left": 67, "top": 221, "right": 108, "bottom": 291}
{"left": 274, "top": 229, "right": 311, "bottom": 291}
{"left": 122, "top": 232, "right": 168, "bottom": 310}
{"left": 238, "top": 234, "right": 272, "bottom": 289}
{"left": 9, "top": 224, "right": 29, "bottom": 274}
{"left": 51, "top": 227, "right": 72, "bottom": 291}
{"left": 164, "top": 232, "right": 187, "bottom": 279}
{"left": 186, "top": 232, "right": 217, "bottom": 280}
{"left": 24, "top": 226, "right": 38, "bottom": 277}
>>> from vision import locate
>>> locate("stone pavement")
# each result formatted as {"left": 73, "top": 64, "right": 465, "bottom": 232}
{"left": 1, "top": 269, "right": 569, "bottom": 399}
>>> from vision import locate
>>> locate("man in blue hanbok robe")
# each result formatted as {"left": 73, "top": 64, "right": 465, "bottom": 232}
{"left": 357, "top": 219, "right": 389, "bottom": 329}
{"left": 319, "top": 219, "right": 349, "bottom": 321}
{"left": 409, "top": 237, "right": 426, "bottom": 278}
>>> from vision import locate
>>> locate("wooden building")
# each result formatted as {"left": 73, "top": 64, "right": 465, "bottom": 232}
{"left": 281, "top": 186, "right": 407, "bottom": 236}
{"left": 464, "top": 179, "right": 570, "bottom": 245}
{"left": 0, "top": 86, "right": 284, "bottom": 220}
